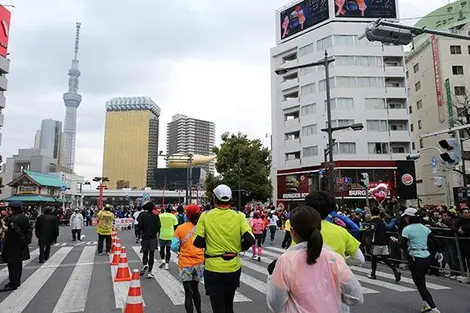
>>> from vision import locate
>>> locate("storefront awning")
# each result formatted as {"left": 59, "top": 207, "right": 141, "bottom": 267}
{"left": 2, "top": 195, "right": 59, "bottom": 202}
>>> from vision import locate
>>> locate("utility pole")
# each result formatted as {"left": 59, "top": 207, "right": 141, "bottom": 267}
{"left": 238, "top": 148, "right": 242, "bottom": 211}
{"left": 323, "top": 51, "right": 335, "bottom": 196}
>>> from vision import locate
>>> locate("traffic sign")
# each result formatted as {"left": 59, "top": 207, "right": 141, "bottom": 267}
{"left": 343, "top": 177, "right": 352, "bottom": 184}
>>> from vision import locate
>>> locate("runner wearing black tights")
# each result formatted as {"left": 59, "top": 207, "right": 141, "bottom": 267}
{"left": 183, "top": 280, "right": 202, "bottom": 313}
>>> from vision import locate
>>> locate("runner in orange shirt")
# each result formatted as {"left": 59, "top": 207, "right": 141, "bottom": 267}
{"left": 171, "top": 204, "right": 204, "bottom": 313}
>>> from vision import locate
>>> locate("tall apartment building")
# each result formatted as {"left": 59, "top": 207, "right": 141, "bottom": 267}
{"left": 406, "top": 0, "right": 470, "bottom": 205}
{"left": 166, "top": 114, "right": 215, "bottom": 173}
{"left": 102, "top": 96, "right": 160, "bottom": 189}
{"left": 0, "top": 5, "right": 11, "bottom": 148}
{"left": 271, "top": 1, "right": 413, "bottom": 207}
{"left": 37, "top": 119, "right": 63, "bottom": 160}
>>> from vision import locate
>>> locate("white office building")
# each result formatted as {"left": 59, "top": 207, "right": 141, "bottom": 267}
{"left": 271, "top": 1, "right": 411, "bottom": 207}
{"left": 406, "top": 1, "right": 470, "bottom": 206}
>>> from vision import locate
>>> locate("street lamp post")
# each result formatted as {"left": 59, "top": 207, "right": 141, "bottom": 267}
{"left": 77, "top": 181, "right": 91, "bottom": 209}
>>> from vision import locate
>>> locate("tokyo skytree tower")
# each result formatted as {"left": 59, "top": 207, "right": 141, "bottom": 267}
{"left": 62, "top": 22, "right": 82, "bottom": 171}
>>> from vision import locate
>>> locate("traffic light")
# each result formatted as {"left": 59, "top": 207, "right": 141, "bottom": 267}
{"left": 361, "top": 22, "right": 413, "bottom": 45}
{"left": 438, "top": 138, "right": 461, "bottom": 165}
{"left": 360, "top": 173, "right": 369, "bottom": 188}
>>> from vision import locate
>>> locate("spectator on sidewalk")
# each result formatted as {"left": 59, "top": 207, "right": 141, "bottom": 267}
{"left": 70, "top": 208, "right": 84, "bottom": 242}
{"left": 35, "top": 207, "right": 59, "bottom": 263}
{"left": 0, "top": 201, "right": 32, "bottom": 292}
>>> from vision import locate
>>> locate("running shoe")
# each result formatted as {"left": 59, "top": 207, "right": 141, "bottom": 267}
{"left": 140, "top": 265, "right": 149, "bottom": 276}
{"left": 258, "top": 256, "right": 261, "bottom": 262}
{"left": 147, "top": 273, "right": 154, "bottom": 279}
{"left": 159, "top": 261, "right": 166, "bottom": 269}
{"left": 164, "top": 263, "right": 169, "bottom": 270}
{"left": 367, "top": 273, "right": 376, "bottom": 279}
{"left": 395, "top": 271, "right": 402, "bottom": 283}
{"left": 421, "top": 301, "right": 432, "bottom": 312}
{"left": 252, "top": 254, "right": 257, "bottom": 259}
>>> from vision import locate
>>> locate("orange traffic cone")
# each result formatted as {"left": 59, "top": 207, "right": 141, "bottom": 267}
{"left": 114, "top": 247, "right": 131, "bottom": 282}
{"left": 111, "top": 236, "right": 117, "bottom": 252}
{"left": 111, "top": 244, "right": 121, "bottom": 265}
{"left": 113, "top": 238, "right": 121, "bottom": 253}
{"left": 123, "top": 270, "right": 144, "bottom": 313}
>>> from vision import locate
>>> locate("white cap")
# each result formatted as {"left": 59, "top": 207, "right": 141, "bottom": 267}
{"left": 402, "top": 208, "right": 417, "bottom": 217}
{"left": 213, "top": 184, "right": 232, "bottom": 202}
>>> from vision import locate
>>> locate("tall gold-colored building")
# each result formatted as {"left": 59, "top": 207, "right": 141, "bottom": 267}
{"left": 102, "top": 96, "right": 160, "bottom": 189}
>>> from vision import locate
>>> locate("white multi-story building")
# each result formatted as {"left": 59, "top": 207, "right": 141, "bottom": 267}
{"left": 406, "top": 0, "right": 470, "bottom": 206}
{"left": 271, "top": 0, "right": 412, "bottom": 207}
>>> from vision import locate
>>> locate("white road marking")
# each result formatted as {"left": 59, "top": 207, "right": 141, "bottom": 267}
{"left": 60, "top": 243, "right": 67, "bottom": 247}
{"left": 0, "top": 249, "right": 40, "bottom": 284}
{"left": 110, "top": 256, "right": 142, "bottom": 309}
{"left": 264, "top": 246, "right": 286, "bottom": 254}
{"left": 0, "top": 247, "right": 73, "bottom": 313}
{"left": 351, "top": 266, "right": 451, "bottom": 290}
{"left": 240, "top": 273, "right": 267, "bottom": 294}
{"left": 169, "top": 251, "right": 251, "bottom": 303}
{"left": 355, "top": 274, "right": 415, "bottom": 292}
{"left": 362, "top": 287, "right": 380, "bottom": 294}
{"left": 53, "top": 246, "right": 95, "bottom": 313}
{"left": 54, "top": 243, "right": 60, "bottom": 247}
{"left": 258, "top": 249, "right": 282, "bottom": 258}
{"left": 132, "top": 246, "right": 185, "bottom": 305}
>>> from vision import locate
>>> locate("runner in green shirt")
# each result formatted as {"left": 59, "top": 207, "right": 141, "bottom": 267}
{"left": 159, "top": 207, "right": 178, "bottom": 270}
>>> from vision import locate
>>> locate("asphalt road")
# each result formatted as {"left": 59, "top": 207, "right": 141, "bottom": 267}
{"left": 0, "top": 225, "right": 469, "bottom": 313}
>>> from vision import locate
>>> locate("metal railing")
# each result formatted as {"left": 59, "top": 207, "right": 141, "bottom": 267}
{"left": 359, "top": 226, "right": 470, "bottom": 278}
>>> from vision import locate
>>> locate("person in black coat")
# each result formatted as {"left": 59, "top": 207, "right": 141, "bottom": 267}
{"left": 35, "top": 206, "right": 59, "bottom": 263}
{"left": 0, "top": 201, "right": 32, "bottom": 292}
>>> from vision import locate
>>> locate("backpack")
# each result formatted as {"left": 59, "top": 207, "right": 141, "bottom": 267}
{"left": 177, "top": 213, "right": 186, "bottom": 226}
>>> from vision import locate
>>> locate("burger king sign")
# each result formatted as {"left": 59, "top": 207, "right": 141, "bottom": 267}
{"left": 401, "top": 173, "right": 414, "bottom": 186}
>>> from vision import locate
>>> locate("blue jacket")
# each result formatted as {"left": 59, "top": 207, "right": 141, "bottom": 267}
{"left": 326, "top": 210, "right": 360, "bottom": 238}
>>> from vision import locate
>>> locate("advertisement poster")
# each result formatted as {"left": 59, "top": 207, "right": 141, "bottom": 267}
{"left": 335, "top": 0, "right": 397, "bottom": 18}
{"left": 0, "top": 5, "right": 10, "bottom": 58}
{"left": 142, "top": 192, "right": 151, "bottom": 205}
{"left": 280, "top": 0, "right": 329, "bottom": 40}
{"left": 277, "top": 174, "right": 311, "bottom": 201}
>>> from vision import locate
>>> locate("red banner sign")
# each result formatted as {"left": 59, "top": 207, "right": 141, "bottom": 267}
{"left": 431, "top": 34, "right": 443, "bottom": 108}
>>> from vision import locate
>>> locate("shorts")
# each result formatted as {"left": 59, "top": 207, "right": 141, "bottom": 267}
{"left": 159, "top": 239, "right": 171, "bottom": 247}
{"left": 203, "top": 269, "right": 241, "bottom": 296}
{"left": 372, "top": 245, "right": 390, "bottom": 256}
{"left": 179, "top": 263, "right": 204, "bottom": 282}
{"left": 141, "top": 238, "right": 157, "bottom": 251}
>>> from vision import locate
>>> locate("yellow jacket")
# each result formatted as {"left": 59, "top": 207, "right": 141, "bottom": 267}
{"left": 97, "top": 210, "right": 114, "bottom": 235}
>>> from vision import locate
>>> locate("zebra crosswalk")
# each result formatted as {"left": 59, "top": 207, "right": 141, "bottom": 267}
{"left": 0, "top": 244, "right": 453, "bottom": 313}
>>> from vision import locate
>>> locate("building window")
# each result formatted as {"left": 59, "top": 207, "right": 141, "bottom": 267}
{"left": 417, "top": 100, "right": 423, "bottom": 110}
{"left": 303, "top": 145, "right": 318, "bottom": 157}
{"left": 452, "top": 65, "right": 464, "bottom": 75}
{"left": 392, "top": 146, "right": 406, "bottom": 154}
{"left": 302, "top": 124, "right": 317, "bottom": 136}
{"left": 415, "top": 81, "right": 421, "bottom": 91}
{"left": 333, "top": 142, "right": 356, "bottom": 154}
{"left": 455, "top": 86, "right": 466, "bottom": 96}
{"left": 300, "top": 83, "right": 315, "bottom": 95}
{"left": 450, "top": 45, "right": 462, "bottom": 54}
{"left": 419, "top": 138, "right": 424, "bottom": 149}
{"left": 299, "top": 66, "right": 314, "bottom": 76}
{"left": 334, "top": 35, "right": 355, "bottom": 46}
{"left": 327, "top": 119, "right": 355, "bottom": 129}
{"left": 318, "top": 78, "right": 335, "bottom": 91}
{"left": 298, "top": 43, "right": 314, "bottom": 57}
{"left": 366, "top": 120, "right": 388, "bottom": 131}
{"left": 410, "top": 123, "right": 414, "bottom": 132}
{"left": 412, "top": 142, "right": 415, "bottom": 150}
{"left": 301, "top": 103, "right": 316, "bottom": 115}
{"left": 408, "top": 105, "right": 412, "bottom": 113}
{"left": 329, "top": 98, "right": 354, "bottom": 110}
{"left": 335, "top": 76, "right": 357, "bottom": 88}
{"left": 413, "top": 63, "right": 419, "bottom": 73}
{"left": 368, "top": 142, "right": 389, "bottom": 154}
{"left": 317, "top": 36, "right": 333, "bottom": 51}
{"left": 406, "top": 70, "right": 409, "bottom": 79}
{"left": 365, "top": 98, "right": 386, "bottom": 109}
{"left": 357, "top": 77, "right": 385, "bottom": 88}
{"left": 418, "top": 120, "right": 422, "bottom": 129}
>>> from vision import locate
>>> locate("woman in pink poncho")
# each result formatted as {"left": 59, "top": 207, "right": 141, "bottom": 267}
{"left": 266, "top": 206, "right": 363, "bottom": 313}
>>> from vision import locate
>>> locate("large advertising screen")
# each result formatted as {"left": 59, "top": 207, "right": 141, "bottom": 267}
{"left": 335, "top": 0, "right": 397, "bottom": 19}
{"left": 0, "top": 5, "right": 11, "bottom": 58}
{"left": 280, "top": 0, "right": 329, "bottom": 40}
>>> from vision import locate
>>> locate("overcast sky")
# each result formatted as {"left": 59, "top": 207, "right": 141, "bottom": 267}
{"left": 1, "top": 0, "right": 451, "bottom": 183}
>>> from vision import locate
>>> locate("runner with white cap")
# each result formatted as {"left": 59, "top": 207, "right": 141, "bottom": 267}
{"left": 401, "top": 207, "right": 443, "bottom": 313}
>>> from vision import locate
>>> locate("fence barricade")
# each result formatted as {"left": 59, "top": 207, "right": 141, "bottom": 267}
{"left": 360, "top": 226, "right": 469, "bottom": 282}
